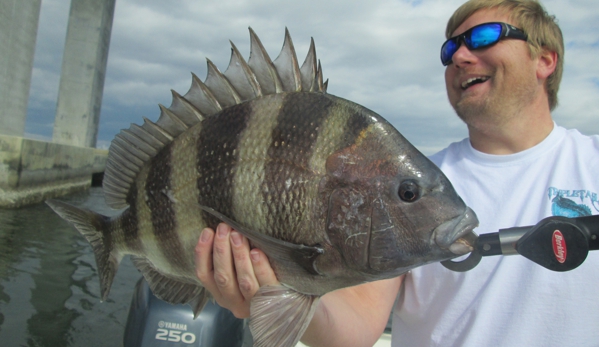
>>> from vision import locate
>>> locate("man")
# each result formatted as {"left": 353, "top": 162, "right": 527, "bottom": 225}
{"left": 195, "top": 0, "right": 599, "bottom": 346}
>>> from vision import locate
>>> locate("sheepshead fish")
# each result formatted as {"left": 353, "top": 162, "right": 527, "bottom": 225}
{"left": 46, "top": 28, "right": 478, "bottom": 347}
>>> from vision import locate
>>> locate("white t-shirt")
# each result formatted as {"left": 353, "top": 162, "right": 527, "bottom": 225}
{"left": 393, "top": 124, "right": 599, "bottom": 347}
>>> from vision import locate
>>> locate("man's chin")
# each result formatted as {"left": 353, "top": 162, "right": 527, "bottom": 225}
{"left": 453, "top": 100, "right": 488, "bottom": 123}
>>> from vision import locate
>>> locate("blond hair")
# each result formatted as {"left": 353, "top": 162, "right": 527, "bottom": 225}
{"left": 447, "top": 0, "right": 564, "bottom": 110}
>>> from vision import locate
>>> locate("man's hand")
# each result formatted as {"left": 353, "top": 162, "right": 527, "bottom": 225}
{"left": 195, "top": 223, "right": 403, "bottom": 347}
{"left": 194, "top": 223, "right": 279, "bottom": 318}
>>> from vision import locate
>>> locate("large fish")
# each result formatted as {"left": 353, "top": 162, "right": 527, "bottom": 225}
{"left": 47, "top": 28, "right": 478, "bottom": 347}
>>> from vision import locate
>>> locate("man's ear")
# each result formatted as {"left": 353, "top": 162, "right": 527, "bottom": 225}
{"left": 537, "top": 49, "right": 558, "bottom": 80}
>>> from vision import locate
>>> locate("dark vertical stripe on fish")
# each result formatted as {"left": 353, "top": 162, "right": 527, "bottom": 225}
{"left": 145, "top": 145, "right": 188, "bottom": 272}
{"left": 263, "top": 93, "right": 333, "bottom": 239}
{"left": 342, "top": 105, "right": 375, "bottom": 146}
{"left": 120, "top": 184, "right": 143, "bottom": 253}
{"left": 196, "top": 102, "right": 253, "bottom": 227}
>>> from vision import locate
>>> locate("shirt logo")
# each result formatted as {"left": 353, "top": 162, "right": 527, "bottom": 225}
{"left": 547, "top": 187, "right": 597, "bottom": 217}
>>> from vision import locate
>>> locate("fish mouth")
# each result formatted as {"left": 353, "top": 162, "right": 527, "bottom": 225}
{"left": 433, "top": 207, "right": 479, "bottom": 255}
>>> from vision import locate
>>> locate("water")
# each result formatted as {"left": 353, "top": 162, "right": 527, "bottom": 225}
{"left": 0, "top": 187, "right": 140, "bottom": 347}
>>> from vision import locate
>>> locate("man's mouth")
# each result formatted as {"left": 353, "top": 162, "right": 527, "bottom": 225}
{"left": 461, "top": 76, "right": 490, "bottom": 90}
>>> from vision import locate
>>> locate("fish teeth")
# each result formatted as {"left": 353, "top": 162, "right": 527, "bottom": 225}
{"left": 461, "top": 76, "right": 489, "bottom": 89}
{"left": 449, "top": 238, "right": 474, "bottom": 254}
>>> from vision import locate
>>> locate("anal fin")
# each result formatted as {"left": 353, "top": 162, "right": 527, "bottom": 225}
{"left": 131, "top": 256, "right": 210, "bottom": 318}
{"left": 250, "top": 285, "right": 320, "bottom": 347}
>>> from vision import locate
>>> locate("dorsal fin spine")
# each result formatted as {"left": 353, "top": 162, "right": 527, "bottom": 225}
{"left": 225, "top": 41, "right": 263, "bottom": 99}
{"left": 317, "top": 61, "right": 326, "bottom": 92}
{"left": 170, "top": 90, "right": 205, "bottom": 123}
{"left": 300, "top": 38, "right": 318, "bottom": 92}
{"left": 248, "top": 27, "right": 284, "bottom": 95}
{"left": 158, "top": 104, "right": 189, "bottom": 131}
{"left": 142, "top": 117, "right": 174, "bottom": 142}
{"left": 273, "top": 28, "right": 302, "bottom": 92}
{"left": 205, "top": 59, "right": 241, "bottom": 107}
{"left": 185, "top": 73, "right": 222, "bottom": 115}
{"left": 103, "top": 28, "right": 327, "bottom": 209}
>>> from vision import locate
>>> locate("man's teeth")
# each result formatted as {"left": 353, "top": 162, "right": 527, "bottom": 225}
{"left": 461, "top": 76, "right": 489, "bottom": 89}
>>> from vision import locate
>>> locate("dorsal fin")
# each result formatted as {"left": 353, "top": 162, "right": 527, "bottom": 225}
{"left": 224, "top": 41, "right": 262, "bottom": 100}
{"left": 103, "top": 27, "right": 328, "bottom": 209}
{"left": 300, "top": 38, "right": 318, "bottom": 92}
{"left": 247, "top": 27, "right": 282, "bottom": 95}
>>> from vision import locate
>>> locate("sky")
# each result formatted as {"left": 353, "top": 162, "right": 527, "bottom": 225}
{"left": 25, "top": 0, "right": 599, "bottom": 155}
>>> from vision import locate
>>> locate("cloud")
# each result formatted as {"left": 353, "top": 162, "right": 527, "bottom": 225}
{"left": 25, "top": 0, "right": 599, "bottom": 155}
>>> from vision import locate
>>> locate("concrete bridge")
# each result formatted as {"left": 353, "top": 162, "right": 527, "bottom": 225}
{"left": 1, "top": 0, "right": 116, "bottom": 208}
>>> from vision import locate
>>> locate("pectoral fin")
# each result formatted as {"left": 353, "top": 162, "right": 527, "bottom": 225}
{"left": 197, "top": 204, "right": 324, "bottom": 276}
{"left": 249, "top": 285, "right": 320, "bottom": 347}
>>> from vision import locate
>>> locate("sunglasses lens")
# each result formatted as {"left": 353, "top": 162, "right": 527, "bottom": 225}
{"left": 441, "top": 23, "right": 504, "bottom": 65}
{"left": 441, "top": 39, "right": 458, "bottom": 65}
{"left": 468, "top": 23, "right": 502, "bottom": 49}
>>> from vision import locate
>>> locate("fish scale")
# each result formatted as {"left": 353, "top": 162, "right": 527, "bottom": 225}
{"left": 46, "top": 28, "right": 479, "bottom": 347}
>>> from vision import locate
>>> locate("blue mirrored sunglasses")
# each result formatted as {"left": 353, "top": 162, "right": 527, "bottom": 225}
{"left": 441, "top": 22, "right": 527, "bottom": 66}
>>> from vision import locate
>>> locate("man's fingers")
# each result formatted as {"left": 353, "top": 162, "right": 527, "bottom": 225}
{"left": 194, "top": 223, "right": 278, "bottom": 319}
{"left": 212, "top": 223, "right": 244, "bottom": 304}
{"left": 250, "top": 248, "right": 280, "bottom": 287}
{"left": 230, "top": 231, "right": 260, "bottom": 302}
{"left": 195, "top": 227, "right": 218, "bottom": 295}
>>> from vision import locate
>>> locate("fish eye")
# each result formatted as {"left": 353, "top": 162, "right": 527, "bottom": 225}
{"left": 398, "top": 180, "right": 420, "bottom": 202}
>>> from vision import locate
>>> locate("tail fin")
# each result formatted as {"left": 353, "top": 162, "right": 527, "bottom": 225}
{"left": 46, "top": 199, "right": 121, "bottom": 301}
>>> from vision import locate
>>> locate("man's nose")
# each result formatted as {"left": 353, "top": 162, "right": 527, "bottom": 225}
{"left": 451, "top": 41, "right": 477, "bottom": 67}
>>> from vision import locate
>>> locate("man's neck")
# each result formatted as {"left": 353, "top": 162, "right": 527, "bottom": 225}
{"left": 467, "top": 109, "right": 554, "bottom": 155}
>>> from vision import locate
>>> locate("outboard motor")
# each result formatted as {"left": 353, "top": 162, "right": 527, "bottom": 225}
{"left": 123, "top": 278, "right": 248, "bottom": 346}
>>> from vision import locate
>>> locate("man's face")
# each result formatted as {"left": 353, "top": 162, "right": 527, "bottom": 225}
{"left": 444, "top": 9, "right": 540, "bottom": 127}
